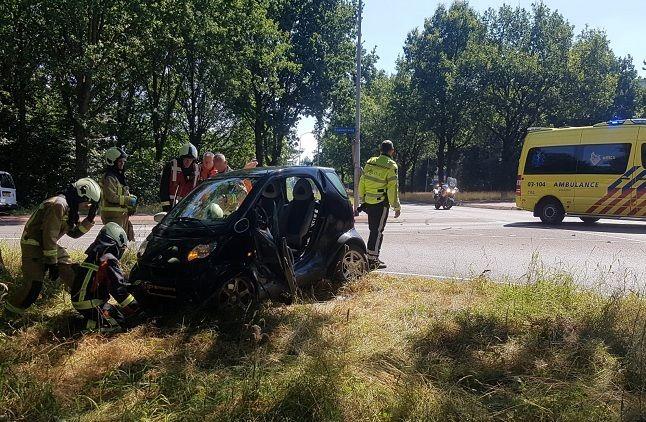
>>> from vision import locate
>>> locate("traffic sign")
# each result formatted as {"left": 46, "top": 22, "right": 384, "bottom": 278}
{"left": 333, "top": 127, "right": 355, "bottom": 134}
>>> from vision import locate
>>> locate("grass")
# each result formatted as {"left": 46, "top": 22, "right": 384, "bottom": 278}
{"left": 401, "top": 191, "right": 516, "bottom": 204}
{"left": 0, "top": 243, "right": 644, "bottom": 421}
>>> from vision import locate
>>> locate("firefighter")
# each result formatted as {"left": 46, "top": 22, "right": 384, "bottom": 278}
{"left": 199, "top": 152, "right": 218, "bottom": 182}
{"left": 358, "top": 140, "right": 401, "bottom": 269}
{"left": 4, "top": 178, "right": 101, "bottom": 316}
{"left": 71, "top": 222, "right": 144, "bottom": 333}
{"left": 159, "top": 143, "right": 199, "bottom": 211}
{"left": 100, "top": 147, "right": 137, "bottom": 241}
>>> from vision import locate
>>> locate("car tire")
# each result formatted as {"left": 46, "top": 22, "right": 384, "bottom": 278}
{"left": 538, "top": 199, "right": 565, "bottom": 225}
{"left": 444, "top": 202, "right": 453, "bottom": 210}
{"left": 580, "top": 217, "right": 600, "bottom": 225}
{"left": 216, "top": 274, "right": 258, "bottom": 315}
{"left": 334, "top": 243, "right": 368, "bottom": 282}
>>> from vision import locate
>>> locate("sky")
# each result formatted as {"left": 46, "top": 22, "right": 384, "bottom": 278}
{"left": 297, "top": 0, "right": 646, "bottom": 160}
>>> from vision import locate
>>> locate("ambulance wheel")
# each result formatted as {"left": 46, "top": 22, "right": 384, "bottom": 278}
{"left": 580, "top": 217, "right": 600, "bottom": 225}
{"left": 538, "top": 199, "right": 564, "bottom": 225}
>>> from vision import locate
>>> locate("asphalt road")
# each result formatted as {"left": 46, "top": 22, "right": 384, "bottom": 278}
{"left": 2, "top": 204, "right": 646, "bottom": 289}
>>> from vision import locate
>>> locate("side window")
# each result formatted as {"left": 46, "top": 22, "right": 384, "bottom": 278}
{"left": 524, "top": 146, "right": 577, "bottom": 174}
{"left": 0, "top": 174, "right": 14, "bottom": 188}
{"left": 323, "top": 171, "right": 348, "bottom": 198}
{"left": 577, "top": 143, "right": 631, "bottom": 174}
{"left": 285, "top": 177, "right": 321, "bottom": 202}
{"left": 642, "top": 144, "right": 646, "bottom": 167}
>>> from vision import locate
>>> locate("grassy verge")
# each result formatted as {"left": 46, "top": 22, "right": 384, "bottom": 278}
{"left": 401, "top": 191, "right": 516, "bottom": 204}
{"left": 0, "top": 244, "right": 644, "bottom": 421}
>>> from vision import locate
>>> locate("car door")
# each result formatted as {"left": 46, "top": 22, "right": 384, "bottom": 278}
{"left": 574, "top": 127, "right": 638, "bottom": 216}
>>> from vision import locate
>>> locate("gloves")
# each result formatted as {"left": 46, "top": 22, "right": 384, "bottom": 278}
{"left": 128, "top": 195, "right": 138, "bottom": 207}
{"left": 45, "top": 264, "right": 59, "bottom": 281}
{"left": 87, "top": 202, "right": 98, "bottom": 221}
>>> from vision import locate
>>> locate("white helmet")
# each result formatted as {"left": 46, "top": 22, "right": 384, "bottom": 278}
{"left": 102, "top": 222, "right": 128, "bottom": 248}
{"left": 179, "top": 143, "right": 198, "bottom": 160}
{"left": 105, "top": 146, "right": 127, "bottom": 166}
{"left": 72, "top": 178, "right": 101, "bottom": 203}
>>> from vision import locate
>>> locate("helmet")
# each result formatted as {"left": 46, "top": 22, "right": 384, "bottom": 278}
{"left": 102, "top": 222, "right": 128, "bottom": 248}
{"left": 72, "top": 178, "right": 101, "bottom": 203}
{"left": 179, "top": 143, "right": 198, "bottom": 160}
{"left": 105, "top": 147, "right": 127, "bottom": 166}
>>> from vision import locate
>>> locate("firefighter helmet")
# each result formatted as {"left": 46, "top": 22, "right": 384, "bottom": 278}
{"left": 102, "top": 222, "right": 128, "bottom": 248}
{"left": 105, "top": 146, "right": 127, "bottom": 166}
{"left": 72, "top": 178, "right": 101, "bottom": 203}
{"left": 179, "top": 143, "right": 198, "bottom": 160}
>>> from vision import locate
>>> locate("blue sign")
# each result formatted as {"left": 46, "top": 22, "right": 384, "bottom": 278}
{"left": 333, "top": 127, "right": 356, "bottom": 134}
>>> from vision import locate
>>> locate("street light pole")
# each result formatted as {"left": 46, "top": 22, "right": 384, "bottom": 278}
{"left": 353, "top": 0, "right": 362, "bottom": 214}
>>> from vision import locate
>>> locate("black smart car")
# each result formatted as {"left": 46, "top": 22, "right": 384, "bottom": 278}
{"left": 130, "top": 166, "right": 367, "bottom": 310}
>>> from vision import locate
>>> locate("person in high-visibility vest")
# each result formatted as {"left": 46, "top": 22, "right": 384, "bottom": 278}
{"left": 358, "top": 140, "right": 401, "bottom": 269}
{"left": 4, "top": 178, "right": 101, "bottom": 316}
{"left": 159, "top": 143, "right": 199, "bottom": 211}
{"left": 70, "top": 222, "right": 144, "bottom": 333}
{"left": 100, "top": 147, "right": 137, "bottom": 241}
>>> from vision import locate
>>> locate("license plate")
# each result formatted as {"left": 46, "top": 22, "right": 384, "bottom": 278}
{"left": 2, "top": 192, "right": 11, "bottom": 197}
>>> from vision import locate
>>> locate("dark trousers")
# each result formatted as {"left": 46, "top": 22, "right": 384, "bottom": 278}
{"left": 365, "top": 202, "right": 389, "bottom": 260}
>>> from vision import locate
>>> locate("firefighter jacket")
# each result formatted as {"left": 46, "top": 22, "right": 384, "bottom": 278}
{"left": 21, "top": 196, "right": 94, "bottom": 264}
{"left": 70, "top": 252, "right": 137, "bottom": 312}
{"left": 359, "top": 154, "right": 401, "bottom": 211}
{"left": 100, "top": 168, "right": 134, "bottom": 219}
{"left": 159, "top": 159, "right": 199, "bottom": 208}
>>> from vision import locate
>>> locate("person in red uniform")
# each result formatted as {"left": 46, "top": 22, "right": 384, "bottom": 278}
{"left": 199, "top": 152, "right": 217, "bottom": 182}
{"left": 70, "top": 222, "right": 145, "bottom": 333}
{"left": 159, "top": 143, "right": 199, "bottom": 211}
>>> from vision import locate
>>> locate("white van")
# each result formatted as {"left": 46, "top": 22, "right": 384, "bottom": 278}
{"left": 0, "top": 171, "right": 17, "bottom": 211}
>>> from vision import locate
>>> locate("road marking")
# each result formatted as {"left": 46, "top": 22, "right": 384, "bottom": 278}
{"left": 377, "top": 270, "right": 471, "bottom": 281}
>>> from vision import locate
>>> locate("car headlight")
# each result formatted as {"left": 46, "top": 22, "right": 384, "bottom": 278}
{"left": 137, "top": 240, "right": 149, "bottom": 258}
{"left": 187, "top": 242, "right": 217, "bottom": 262}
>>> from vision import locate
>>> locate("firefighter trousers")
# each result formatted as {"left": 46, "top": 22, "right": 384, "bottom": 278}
{"left": 4, "top": 244, "right": 74, "bottom": 315}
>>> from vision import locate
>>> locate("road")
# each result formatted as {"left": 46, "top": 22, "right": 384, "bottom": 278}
{"left": 2, "top": 204, "right": 646, "bottom": 289}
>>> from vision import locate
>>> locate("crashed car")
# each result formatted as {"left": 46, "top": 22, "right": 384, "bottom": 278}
{"left": 130, "top": 166, "right": 368, "bottom": 310}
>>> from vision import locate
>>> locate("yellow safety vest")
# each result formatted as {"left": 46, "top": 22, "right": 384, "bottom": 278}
{"left": 359, "top": 154, "right": 401, "bottom": 211}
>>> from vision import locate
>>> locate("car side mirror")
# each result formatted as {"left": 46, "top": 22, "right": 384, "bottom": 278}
{"left": 153, "top": 212, "right": 167, "bottom": 223}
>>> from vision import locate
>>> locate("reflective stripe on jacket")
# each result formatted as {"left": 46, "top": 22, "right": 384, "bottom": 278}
{"left": 358, "top": 154, "right": 401, "bottom": 211}
{"left": 100, "top": 173, "right": 131, "bottom": 216}
{"left": 70, "top": 253, "right": 136, "bottom": 311}
{"left": 159, "top": 159, "right": 199, "bottom": 206}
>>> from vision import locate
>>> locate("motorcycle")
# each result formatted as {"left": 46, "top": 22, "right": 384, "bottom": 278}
{"left": 433, "top": 181, "right": 458, "bottom": 210}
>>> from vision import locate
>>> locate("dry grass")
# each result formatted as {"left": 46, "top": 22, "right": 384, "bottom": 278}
{"left": 0, "top": 244, "right": 644, "bottom": 421}
{"left": 401, "top": 191, "right": 515, "bottom": 204}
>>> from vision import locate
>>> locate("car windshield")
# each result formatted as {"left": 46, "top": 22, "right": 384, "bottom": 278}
{"left": 166, "top": 176, "right": 258, "bottom": 224}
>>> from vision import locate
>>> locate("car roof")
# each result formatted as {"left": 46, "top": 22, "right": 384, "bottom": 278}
{"left": 218, "top": 165, "right": 336, "bottom": 179}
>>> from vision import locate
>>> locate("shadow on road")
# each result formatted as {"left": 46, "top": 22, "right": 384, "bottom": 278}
{"left": 504, "top": 221, "right": 646, "bottom": 235}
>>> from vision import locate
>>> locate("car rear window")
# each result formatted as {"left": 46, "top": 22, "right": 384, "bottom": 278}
{"left": 524, "top": 146, "right": 577, "bottom": 174}
{"left": 324, "top": 171, "right": 348, "bottom": 198}
{"left": 577, "top": 143, "right": 631, "bottom": 174}
{"left": 0, "top": 173, "right": 15, "bottom": 188}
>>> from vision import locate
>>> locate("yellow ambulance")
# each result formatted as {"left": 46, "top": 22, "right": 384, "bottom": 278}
{"left": 516, "top": 119, "right": 646, "bottom": 224}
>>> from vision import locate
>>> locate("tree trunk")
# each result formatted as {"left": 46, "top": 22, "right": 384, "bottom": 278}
{"left": 499, "top": 134, "right": 516, "bottom": 190}
{"left": 436, "top": 139, "right": 446, "bottom": 183}
{"left": 254, "top": 114, "right": 265, "bottom": 167}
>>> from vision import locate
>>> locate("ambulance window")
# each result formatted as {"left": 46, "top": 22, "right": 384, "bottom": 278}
{"left": 577, "top": 143, "right": 631, "bottom": 174}
{"left": 524, "top": 146, "right": 577, "bottom": 174}
{"left": 0, "top": 174, "right": 14, "bottom": 188}
{"left": 642, "top": 144, "right": 645, "bottom": 167}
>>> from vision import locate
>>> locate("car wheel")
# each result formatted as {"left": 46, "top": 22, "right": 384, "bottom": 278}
{"left": 444, "top": 202, "right": 453, "bottom": 210}
{"left": 580, "top": 217, "right": 600, "bottom": 225}
{"left": 538, "top": 199, "right": 565, "bottom": 224}
{"left": 216, "top": 275, "right": 257, "bottom": 314}
{"left": 334, "top": 243, "right": 368, "bottom": 282}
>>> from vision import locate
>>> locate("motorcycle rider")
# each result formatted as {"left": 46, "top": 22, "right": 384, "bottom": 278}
{"left": 159, "top": 143, "right": 200, "bottom": 211}
{"left": 4, "top": 178, "right": 101, "bottom": 316}
{"left": 71, "top": 222, "right": 144, "bottom": 333}
{"left": 100, "top": 147, "right": 137, "bottom": 241}
{"left": 358, "top": 140, "right": 401, "bottom": 269}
